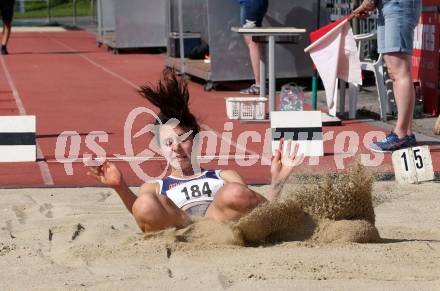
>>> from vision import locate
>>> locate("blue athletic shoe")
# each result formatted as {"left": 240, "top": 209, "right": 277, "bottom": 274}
{"left": 407, "top": 133, "right": 417, "bottom": 147}
{"left": 369, "top": 132, "right": 413, "bottom": 153}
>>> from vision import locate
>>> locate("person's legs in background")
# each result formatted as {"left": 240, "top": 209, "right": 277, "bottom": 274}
{"left": 1, "top": 0, "right": 15, "bottom": 55}
{"left": 369, "top": 0, "right": 421, "bottom": 152}
{"left": 241, "top": 35, "right": 262, "bottom": 94}
{"left": 240, "top": 0, "right": 268, "bottom": 95}
{"left": 2, "top": 21, "right": 12, "bottom": 55}
{"left": 383, "top": 53, "right": 415, "bottom": 138}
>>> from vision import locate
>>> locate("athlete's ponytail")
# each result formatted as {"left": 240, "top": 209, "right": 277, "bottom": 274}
{"left": 138, "top": 68, "right": 200, "bottom": 137}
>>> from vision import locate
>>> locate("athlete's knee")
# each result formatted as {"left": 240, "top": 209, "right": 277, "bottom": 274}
{"left": 132, "top": 193, "right": 162, "bottom": 232}
{"left": 216, "top": 183, "right": 261, "bottom": 210}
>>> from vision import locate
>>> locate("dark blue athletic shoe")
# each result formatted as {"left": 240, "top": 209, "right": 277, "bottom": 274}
{"left": 1, "top": 45, "right": 8, "bottom": 55}
{"left": 369, "top": 132, "right": 413, "bottom": 153}
{"left": 407, "top": 133, "right": 417, "bottom": 147}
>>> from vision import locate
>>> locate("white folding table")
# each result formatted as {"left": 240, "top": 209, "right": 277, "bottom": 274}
{"left": 231, "top": 27, "right": 307, "bottom": 117}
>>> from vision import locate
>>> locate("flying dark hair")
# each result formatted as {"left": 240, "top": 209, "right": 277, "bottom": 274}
{"left": 138, "top": 68, "right": 200, "bottom": 137}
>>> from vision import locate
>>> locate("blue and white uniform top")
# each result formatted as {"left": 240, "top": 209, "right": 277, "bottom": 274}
{"left": 157, "top": 170, "right": 225, "bottom": 208}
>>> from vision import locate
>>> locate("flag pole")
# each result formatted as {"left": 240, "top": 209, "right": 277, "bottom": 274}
{"left": 311, "top": 0, "right": 321, "bottom": 111}
{"left": 311, "top": 6, "right": 359, "bottom": 111}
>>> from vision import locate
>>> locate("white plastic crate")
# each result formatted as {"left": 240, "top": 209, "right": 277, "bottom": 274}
{"left": 225, "top": 97, "right": 267, "bottom": 120}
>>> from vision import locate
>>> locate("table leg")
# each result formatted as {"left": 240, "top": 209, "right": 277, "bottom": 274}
{"left": 178, "top": 0, "right": 185, "bottom": 74}
{"left": 259, "top": 45, "right": 266, "bottom": 98}
{"left": 268, "top": 35, "right": 275, "bottom": 113}
{"left": 339, "top": 79, "right": 346, "bottom": 115}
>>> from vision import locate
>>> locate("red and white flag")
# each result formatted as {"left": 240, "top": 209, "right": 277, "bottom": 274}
{"left": 305, "top": 17, "right": 362, "bottom": 110}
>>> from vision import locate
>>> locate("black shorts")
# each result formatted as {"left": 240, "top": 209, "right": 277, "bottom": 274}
{"left": 0, "top": 0, "right": 15, "bottom": 24}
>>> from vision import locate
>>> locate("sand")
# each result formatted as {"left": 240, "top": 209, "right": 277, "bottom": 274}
{"left": 1, "top": 180, "right": 440, "bottom": 290}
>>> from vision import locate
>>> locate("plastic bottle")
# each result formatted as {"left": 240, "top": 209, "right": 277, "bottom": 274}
{"left": 279, "top": 83, "right": 304, "bottom": 111}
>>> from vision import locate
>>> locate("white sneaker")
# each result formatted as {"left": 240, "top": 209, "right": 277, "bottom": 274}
{"left": 240, "top": 84, "right": 260, "bottom": 95}
{"left": 242, "top": 20, "right": 257, "bottom": 29}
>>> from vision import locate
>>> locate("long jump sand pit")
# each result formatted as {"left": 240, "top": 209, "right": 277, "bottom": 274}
{"left": 1, "top": 171, "right": 439, "bottom": 290}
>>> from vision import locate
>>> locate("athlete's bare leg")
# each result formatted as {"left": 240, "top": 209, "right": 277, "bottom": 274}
{"left": 132, "top": 192, "right": 191, "bottom": 232}
{"left": 205, "top": 182, "right": 267, "bottom": 222}
{"left": 132, "top": 183, "right": 266, "bottom": 232}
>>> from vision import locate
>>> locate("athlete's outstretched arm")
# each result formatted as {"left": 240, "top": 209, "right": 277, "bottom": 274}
{"left": 269, "top": 139, "right": 303, "bottom": 200}
{"left": 85, "top": 161, "right": 138, "bottom": 213}
{"left": 219, "top": 139, "right": 303, "bottom": 202}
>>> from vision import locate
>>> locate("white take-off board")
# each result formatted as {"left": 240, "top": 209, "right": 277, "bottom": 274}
{"left": 270, "top": 111, "right": 324, "bottom": 157}
{"left": 0, "top": 116, "right": 36, "bottom": 162}
{"left": 391, "top": 146, "right": 434, "bottom": 184}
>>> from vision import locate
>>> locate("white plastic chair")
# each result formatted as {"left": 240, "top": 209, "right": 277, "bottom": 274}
{"left": 338, "top": 31, "right": 389, "bottom": 121}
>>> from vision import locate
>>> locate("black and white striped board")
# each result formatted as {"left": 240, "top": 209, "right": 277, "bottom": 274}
{"left": 0, "top": 116, "right": 36, "bottom": 162}
{"left": 271, "top": 111, "right": 323, "bottom": 157}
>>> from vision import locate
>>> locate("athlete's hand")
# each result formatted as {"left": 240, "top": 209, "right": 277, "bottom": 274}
{"left": 270, "top": 138, "right": 304, "bottom": 187}
{"left": 85, "top": 159, "right": 124, "bottom": 188}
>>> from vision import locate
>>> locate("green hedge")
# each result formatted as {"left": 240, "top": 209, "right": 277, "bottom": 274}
{"left": 20, "top": 0, "right": 69, "bottom": 11}
{"left": 15, "top": 0, "right": 93, "bottom": 18}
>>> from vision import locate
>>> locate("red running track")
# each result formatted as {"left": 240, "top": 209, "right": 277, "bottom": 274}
{"left": 0, "top": 30, "right": 439, "bottom": 188}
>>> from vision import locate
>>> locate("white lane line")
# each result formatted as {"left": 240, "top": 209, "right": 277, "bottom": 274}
{"left": 46, "top": 154, "right": 262, "bottom": 163}
{"left": 0, "top": 56, "right": 55, "bottom": 185}
{"left": 13, "top": 27, "right": 66, "bottom": 32}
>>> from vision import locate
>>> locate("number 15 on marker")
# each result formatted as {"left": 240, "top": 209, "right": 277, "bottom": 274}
{"left": 392, "top": 146, "right": 434, "bottom": 184}
{"left": 401, "top": 148, "right": 424, "bottom": 172}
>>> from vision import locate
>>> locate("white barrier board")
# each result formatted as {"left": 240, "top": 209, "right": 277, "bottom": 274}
{"left": 271, "top": 111, "right": 323, "bottom": 157}
{"left": 0, "top": 116, "right": 36, "bottom": 162}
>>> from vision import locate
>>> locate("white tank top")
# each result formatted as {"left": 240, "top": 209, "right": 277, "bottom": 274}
{"left": 157, "top": 170, "right": 224, "bottom": 208}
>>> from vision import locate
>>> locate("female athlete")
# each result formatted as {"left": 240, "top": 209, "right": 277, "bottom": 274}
{"left": 86, "top": 69, "right": 301, "bottom": 232}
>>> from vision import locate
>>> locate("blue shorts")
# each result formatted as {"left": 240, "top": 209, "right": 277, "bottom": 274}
{"left": 184, "top": 203, "right": 210, "bottom": 216}
{"left": 377, "top": 0, "right": 422, "bottom": 55}
{"left": 239, "top": 0, "right": 268, "bottom": 27}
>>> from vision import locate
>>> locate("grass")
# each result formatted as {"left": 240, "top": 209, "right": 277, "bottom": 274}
{"left": 14, "top": 0, "right": 93, "bottom": 19}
